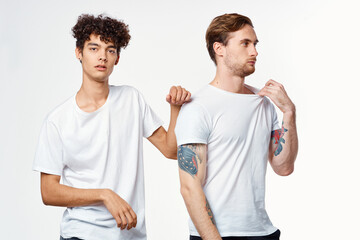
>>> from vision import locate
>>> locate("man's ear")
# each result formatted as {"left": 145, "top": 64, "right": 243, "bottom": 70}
{"left": 115, "top": 55, "right": 120, "bottom": 65}
{"left": 213, "top": 42, "right": 225, "bottom": 59}
{"left": 75, "top": 47, "right": 82, "bottom": 63}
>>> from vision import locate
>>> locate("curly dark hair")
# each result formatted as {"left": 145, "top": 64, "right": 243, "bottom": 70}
{"left": 72, "top": 14, "right": 131, "bottom": 55}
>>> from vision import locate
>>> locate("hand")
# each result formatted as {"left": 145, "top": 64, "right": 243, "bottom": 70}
{"left": 258, "top": 79, "right": 295, "bottom": 114}
{"left": 166, "top": 86, "right": 191, "bottom": 106}
{"left": 101, "top": 189, "right": 137, "bottom": 230}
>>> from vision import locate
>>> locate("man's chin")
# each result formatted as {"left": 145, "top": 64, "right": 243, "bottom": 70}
{"left": 240, "top": 67, "right": 255, "bottom": 78}
{"left": 91, "top": 75, "right": 110, "bottom": 83}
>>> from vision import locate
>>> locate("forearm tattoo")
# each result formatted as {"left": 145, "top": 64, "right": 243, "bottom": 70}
{"left": 271, "top": 121, "right": 288, "bottom": 156}
{"left": 177, "top": 144, "right": 202, "bottom": 177}
{"left": 206, "top": 198, "right": 215, "bottom": 225}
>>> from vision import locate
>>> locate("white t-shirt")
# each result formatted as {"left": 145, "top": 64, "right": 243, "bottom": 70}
{"left": 33, "top": 85, "right": 163, "bottom": 240}
{"left": 175, "top": 84, "right": 280, "bottom": 237}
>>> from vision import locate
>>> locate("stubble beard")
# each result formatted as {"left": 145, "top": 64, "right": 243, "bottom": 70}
{"left": 225, "top": 56, "right": 255, "bottom": 78}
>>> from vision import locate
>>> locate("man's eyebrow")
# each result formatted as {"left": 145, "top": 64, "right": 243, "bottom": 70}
{"left": 240, "top": 38, "right": 259, "bottom": 44}
{"left": 87, "top": 42, "right": 116, "bottom": 49}
{"left": 87, "top": 43, "right": 99, "bottom": 47}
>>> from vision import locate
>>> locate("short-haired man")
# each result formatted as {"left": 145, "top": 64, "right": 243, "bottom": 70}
{"left": 175, "top": 13, "right": 298, "bottom": 240}
{"left": 33, "top": 14, "right": 190, "bottom": 240}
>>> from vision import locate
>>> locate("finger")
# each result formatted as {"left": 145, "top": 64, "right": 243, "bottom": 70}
{"left": 129, "top": 209, "right": 137, "bottom": 228}
{"left": 263, "top": 85, "right": 286, "bottom": 97}
{"left": 169, "top": 86, "right": 177, "bottom": 104}
{"left": 124, "top": 211, "right": 134, "bottom": 230}
{"left": 265, "top": 79, "right": 279, "bottom": 87}
{"left": 169, "top": 86, "right": 177, "bottom": 95}
{"left": 114, "top": 215, "right": 122, "bottom": 228}
{"left": 258, "top": 88, "right": 273, "bottom": 97}
{"left": 180, "top": 89, "right": 188, "bottom": 102}
{"left": 119, "top": 212, "right": 127, "bottom": 230}
{"left": 184, "top": 92, "right": 191, "bottom": 102}
{"left": 260, "top": 85, "right": 277, "bottom": 92}
{"left": 166, "top": 94, "right": 171, "bottom": 104}
{"left": 258, "top": 86, "right": 268, "bottom": 96}
{"left": 175, "top": 86, "right": 182, "bottom": 103}
{"left": 266, "top": 79, "right": 284, "bottom": 90}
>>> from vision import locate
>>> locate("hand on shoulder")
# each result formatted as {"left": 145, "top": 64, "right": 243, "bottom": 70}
{"left": 166, "top": 86, "right": 191, "bottom": 106}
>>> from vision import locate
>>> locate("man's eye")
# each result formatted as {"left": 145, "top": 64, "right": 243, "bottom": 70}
{"left": 90, "top": 48, "right": 97, "bottom": 51}
{"left": 242, "top": 42, "right": 249, "bottom": 47}
{"left": 109, "top": 50, "right": 116, "bottom": 54}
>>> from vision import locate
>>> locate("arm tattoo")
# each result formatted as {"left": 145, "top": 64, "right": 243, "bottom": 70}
{"left": 271, "top": 121, "right": 288, "bottom": 156}
{"left": 206, "top": 198, "right": 215, "bottom": 225}
{"left": 177, "top": 145, "right": 202, "bottom": 177}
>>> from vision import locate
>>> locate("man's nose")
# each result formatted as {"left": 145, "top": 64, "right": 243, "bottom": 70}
{"left": 250, "top": 44, "right": 258, "bottom": 57}
{"left": 99, "top": 51, "right": 108, "bottom": 62}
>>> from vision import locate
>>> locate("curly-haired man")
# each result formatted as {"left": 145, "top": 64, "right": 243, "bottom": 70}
{"left": 175, "top": 13, "right": 298, "bottom": 240}
{"left": 33, "top": 14, "right": 190, "bottom": 240}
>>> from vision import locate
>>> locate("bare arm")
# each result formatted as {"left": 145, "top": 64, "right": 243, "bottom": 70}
{"left": 148, "top": 86, "right": 191, "bottom": 159}
{"left": 40, "top": 173, "right": 137, "bottom": 230}
{"left": 258, "top": 79, "right": 299, "bottom": 176}
{"left": 178, "top": 144, "right": 221, "bottom": 240}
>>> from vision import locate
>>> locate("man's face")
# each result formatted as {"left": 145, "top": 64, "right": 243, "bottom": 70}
{"left": 76, "top": 34, "right": 119, "bottom": 83}
{"left": 221, "top": 24, "right": 258, "bottom": 78}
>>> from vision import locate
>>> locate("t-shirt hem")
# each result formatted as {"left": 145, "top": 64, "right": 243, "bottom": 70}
{"left": 144, "top": 121, "right": 163, "bottom": 138}
{"left": 177, "top": 138, "right": 208, "bottom": 146}
{"left": 32, "top": 166, "right": 62, "bottom": 176}
{"left": 189, "top": 228, "right": 278, "bottom": 237}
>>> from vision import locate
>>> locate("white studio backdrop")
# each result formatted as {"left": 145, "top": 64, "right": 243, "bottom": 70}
{"left": 1, "top": 0, "right": 359, "bottom": 239}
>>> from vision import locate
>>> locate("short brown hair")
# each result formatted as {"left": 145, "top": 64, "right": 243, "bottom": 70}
{"left": 205, "top": 13, "right": 253, "bottom": 64}
{"left": 72, "top": 14, "right": 131, "bottom": 55}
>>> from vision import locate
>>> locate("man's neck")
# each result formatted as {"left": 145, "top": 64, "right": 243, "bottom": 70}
{"left": 76, "top": 76, "right": 110, "bottom": 112}
{"left": 210, "top": 67, "right": 252, "bottom": 94}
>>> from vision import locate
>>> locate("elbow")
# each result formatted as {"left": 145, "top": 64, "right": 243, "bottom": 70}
{"left": 276, "top": 166, "right": 294, "bottom": 176}
{"left": 40, "top": 173, "right": 62, "bottom": 206}
{"left": 41, "top": 190, "right": 52, "bottom": 206}
{"left": 41, "top": 183, "right": 57, "bottom": 206}
{"left": 164, "top": 150, "right": 178, "bottom": 160}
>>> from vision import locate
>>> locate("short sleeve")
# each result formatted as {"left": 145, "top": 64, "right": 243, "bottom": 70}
{"left": 271, "top": 103, "right": 280, "bottom": 131}
{"left": 138, "top": 92, "right": 164, "bottom": 138}
{"left": 32, "top": 119, "right": 64, "bottom": 175}
{"left": 175, "top": 102, "right": 212, "bottom": 146}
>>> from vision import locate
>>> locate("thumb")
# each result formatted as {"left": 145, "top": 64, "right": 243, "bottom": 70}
{"left": 257, "top": 88, "right": 265, "bottom": 97}
{"left": 166, "top": 94, "right": 171, "bottom": 103}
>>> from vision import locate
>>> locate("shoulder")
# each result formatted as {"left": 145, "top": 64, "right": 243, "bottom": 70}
{"left": 180, "top": 100, "right": 207, "bottom": 114}
{"left": 182, "top": 85, "right": 213, "bottom": 110}
{"left": 45, "top": 95, "right": 75, "bottom": 125}
{"left": 110, "top": 85, "right": 145, "bottom": 102}
{"left": 110, "top": 85, "right": 141, "bottom": 96}
{"left": 178, "top": 99, "right": 212, "bottom": 125}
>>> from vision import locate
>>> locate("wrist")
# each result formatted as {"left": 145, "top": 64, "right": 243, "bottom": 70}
{"left": 99, "top": 189, "right": 110, "bottom": 203}
{"left": 283, "top": 109, "right": 296, "bottom": 124}
{"left": 283, "top": 104, "right": 296, "bottom": 116}
{"left": 170, "top": 104, "right": 181, "bottom": 110}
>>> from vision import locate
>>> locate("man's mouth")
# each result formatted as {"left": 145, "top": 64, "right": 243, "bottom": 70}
{"left": 248, "top": 60, "right": 256, "bottom": 65}
{"left": 95, "top": 65, "right": 107, "bottom": 71}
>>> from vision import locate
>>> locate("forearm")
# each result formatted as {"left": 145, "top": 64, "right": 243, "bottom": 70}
{"left": 271, "top": 111, "right": 298, "bottom": 175}
{"left": 41, "top": 173, "right": 106, "bottom": 207}
{"left": 181, "top": 185, "right": 221, "bottom": 240}
{"left": 165, "top": 105, "right": 181, "bottom": 158}
{"left": 41, "top": 173, "right": 137, "bottom": 229}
